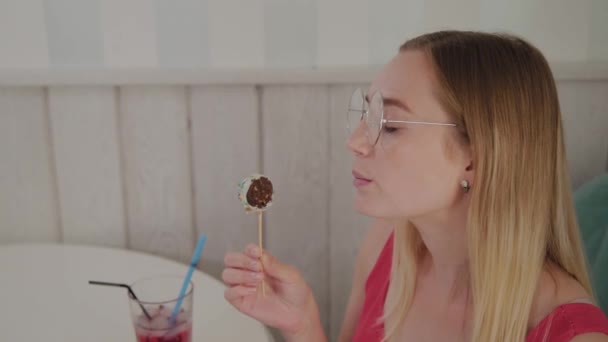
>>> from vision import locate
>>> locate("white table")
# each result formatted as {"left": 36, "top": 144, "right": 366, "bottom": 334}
{"left": 0, "top": 244, "right": 273, "bottom": 341}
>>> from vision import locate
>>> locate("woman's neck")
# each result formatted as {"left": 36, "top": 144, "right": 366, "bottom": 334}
{"left": 411, "top": 206, "right": 470, "bottom": 301}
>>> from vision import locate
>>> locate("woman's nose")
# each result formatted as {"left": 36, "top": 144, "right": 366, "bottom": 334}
{"left": 347, "top": 124, "right": 372, "bottom": 157}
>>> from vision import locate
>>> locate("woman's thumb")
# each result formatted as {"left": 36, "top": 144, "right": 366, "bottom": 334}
{"left": 261, "top": 251, "right": 300, "bottom": 283}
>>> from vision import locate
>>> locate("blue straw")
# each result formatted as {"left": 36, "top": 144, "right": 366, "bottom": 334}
{"left": 170, "top": 234, "right": 207, "bottom": 323}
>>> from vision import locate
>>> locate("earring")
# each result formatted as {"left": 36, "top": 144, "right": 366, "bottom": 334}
{"left": 460, "top": 180, "right": 471, "bottom": 193}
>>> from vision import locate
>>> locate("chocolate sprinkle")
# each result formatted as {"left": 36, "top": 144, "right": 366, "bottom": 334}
{"left": 246, "top": 177, "right": 273, "bottom": 209}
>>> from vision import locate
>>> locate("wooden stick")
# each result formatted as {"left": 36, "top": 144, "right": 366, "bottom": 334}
{"left": 258, "top": 211, "right": 266, "bottom": 296}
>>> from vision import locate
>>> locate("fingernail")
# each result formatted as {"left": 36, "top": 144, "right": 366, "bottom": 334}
{"left": 250, "top": 246, "right": 260, "bottom": 257}
{"left": 249, "top": 261, "right": 261, "bottom": 271}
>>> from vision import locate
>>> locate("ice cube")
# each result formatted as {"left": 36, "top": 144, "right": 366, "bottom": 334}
{"left": 149, "top": 313, "right": 170, "bottom": 330}
{"left": 175, "top": 311, "right": 190, "bottom": 325}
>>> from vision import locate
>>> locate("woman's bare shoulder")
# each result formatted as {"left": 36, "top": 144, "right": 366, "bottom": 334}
{"left": 529, "top": 262, "right": 595, "bottom": 329}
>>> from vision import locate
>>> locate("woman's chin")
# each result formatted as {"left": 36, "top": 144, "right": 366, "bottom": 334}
{"left": 353, "top": 196, "right": 379, "bottom": 216}
{"left": 353, "top": 195, "right": 411, "bottom": 220}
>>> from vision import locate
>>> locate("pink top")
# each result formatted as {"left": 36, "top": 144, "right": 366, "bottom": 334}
{"left": 352, "top": 233, "right": 608, "bottom": 342}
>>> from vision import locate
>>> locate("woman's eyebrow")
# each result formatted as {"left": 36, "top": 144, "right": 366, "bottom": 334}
{"left": 365, "top": 94, "right": 412, "bottom": 113}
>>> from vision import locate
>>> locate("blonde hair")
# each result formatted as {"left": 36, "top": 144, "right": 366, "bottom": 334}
{"left": 381, "top": 31, "right": 593, "bottom": 341}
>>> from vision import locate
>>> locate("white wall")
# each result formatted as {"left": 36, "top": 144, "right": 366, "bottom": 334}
{"left": 0, "top": 0, "right": 607, "bottom": 69}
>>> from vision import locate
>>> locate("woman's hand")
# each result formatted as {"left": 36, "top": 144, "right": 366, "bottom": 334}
{"left": 223, "top": 244, "right": 325, "bottom": 340}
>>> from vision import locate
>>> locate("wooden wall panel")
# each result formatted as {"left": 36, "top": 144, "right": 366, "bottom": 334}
{"left": 120, "top": 86, "right": 195, "bottom": 262}
{"left": 190, "top": 85, "right": 260, "bottom": 277}
{"left": 0, "top": 87, "right": 60, "bottom": 243}
{"left": 262, "top": 85, "right": 331, "bottom": 334}
{"left": 48, "top": 86, "right": 126, "bottom": 247}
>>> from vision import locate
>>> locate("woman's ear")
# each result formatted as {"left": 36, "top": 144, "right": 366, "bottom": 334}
{"left": 464, "top": 160, "right": 474, "bottom": 185}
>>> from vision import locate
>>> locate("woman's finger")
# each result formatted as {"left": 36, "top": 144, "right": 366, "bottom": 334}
{"left": 224, "top": 251, "right": 262, "bottom": 272}
{"left": 222, "top": 268, "right": 264, "bottom": 286}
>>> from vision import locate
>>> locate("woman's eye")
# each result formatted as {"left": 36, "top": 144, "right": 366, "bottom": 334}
{"left": 383, "top": 126, "right": 399, "bottom": 133}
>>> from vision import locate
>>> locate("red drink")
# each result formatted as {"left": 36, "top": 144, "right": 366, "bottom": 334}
{"left": 135, "top": 323, "right": 191, "bottom": 342}
{"left": 128, "top": 276, "right": 194, "bottom": 342}
{"left": 134, "top": 305, "right": 192, "bottom": 342}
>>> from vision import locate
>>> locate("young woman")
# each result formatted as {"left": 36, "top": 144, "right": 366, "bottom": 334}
{"left": 222, "top": 31, "right": 608, "bottom": 342}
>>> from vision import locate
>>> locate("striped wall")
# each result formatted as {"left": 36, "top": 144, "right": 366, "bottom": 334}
{"left": 0, "top": 0, "right": 607, "bottom": 69}
{"left": 1, "top": 72, "right": 607, "bottom": 340}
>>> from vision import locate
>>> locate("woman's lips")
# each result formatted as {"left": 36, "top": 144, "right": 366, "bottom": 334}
{"left": 352, "top": 171, "right": 372, "bottom": 188}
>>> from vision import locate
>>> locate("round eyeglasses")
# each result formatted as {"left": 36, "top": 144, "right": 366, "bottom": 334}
{"left": 346, "top": 88, "right": 457, "bottom": 147}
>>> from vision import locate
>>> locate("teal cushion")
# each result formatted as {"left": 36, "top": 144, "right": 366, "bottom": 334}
{"left": 574, "top": 173, "right": 608, "bottom": 315}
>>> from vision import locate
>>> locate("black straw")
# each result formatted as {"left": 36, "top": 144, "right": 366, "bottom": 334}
{"left": 89, "top": 280, "right": 152, "bottom": 320}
